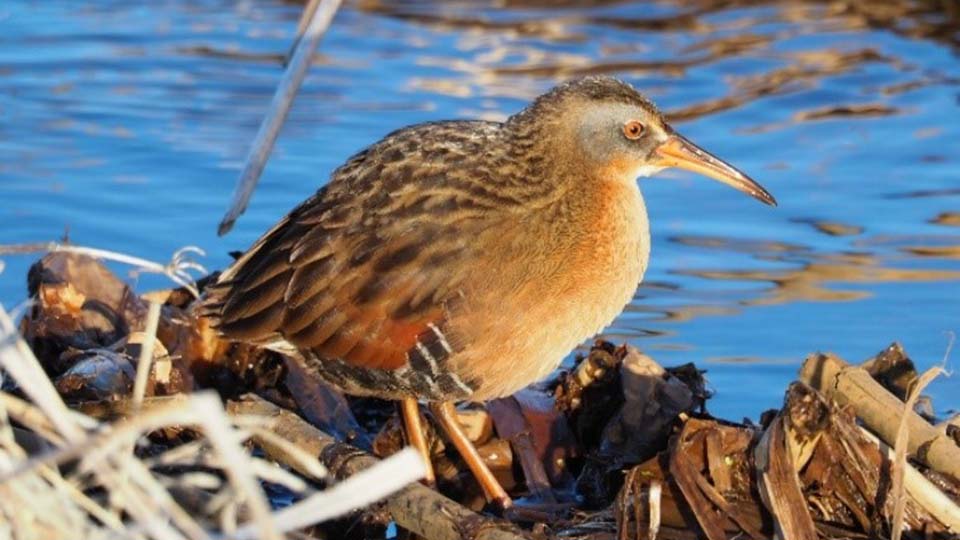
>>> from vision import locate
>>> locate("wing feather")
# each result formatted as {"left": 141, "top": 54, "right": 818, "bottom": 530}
{"left": 202, "top": 121, "right": 504, "bottom": 371}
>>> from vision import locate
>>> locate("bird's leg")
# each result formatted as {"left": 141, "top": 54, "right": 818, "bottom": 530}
{"left": 429, "top": 401, "right": 513, "bottom": 509}
{"left": 399, "top": 397, "right": 435, "bottom": 487}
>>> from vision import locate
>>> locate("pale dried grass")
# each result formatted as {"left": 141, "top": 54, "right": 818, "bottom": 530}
{"left": 0, "top": 246, "right": 425, "bottom": 540}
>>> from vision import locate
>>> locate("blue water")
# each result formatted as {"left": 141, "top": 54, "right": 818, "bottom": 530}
{"left": 1, "top": 1, "right": 958, "bottom": 420}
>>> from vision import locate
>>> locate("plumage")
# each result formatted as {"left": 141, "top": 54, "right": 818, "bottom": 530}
{"left": 202, "top": 76, "right": 774, "bottom": 403}
{"left": 202, "top": 76, "right": 775, "bottom": 506}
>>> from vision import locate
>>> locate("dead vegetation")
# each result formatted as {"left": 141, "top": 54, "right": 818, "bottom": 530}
{"left": 0, "top": 249, "right": 427, "bottom": 540}
{"left": 0, "top": 248, "right": 957, "bottom": 539}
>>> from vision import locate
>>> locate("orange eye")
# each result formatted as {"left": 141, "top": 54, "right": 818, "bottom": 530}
{"left": 623, "top": 120, "right": 644, "bottom": 140}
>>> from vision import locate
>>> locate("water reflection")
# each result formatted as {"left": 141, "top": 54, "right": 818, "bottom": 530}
{"left": 792, "top": 218, "right": 864, "bottom": 237}
{"left": 675, "top": 235, "right": 960, "bottom": 306}
{"left": 1, "top": 0, "right": 958, "bottom": 416}
{"left": 932, "top": 212, "right": 960, "bottom": 227}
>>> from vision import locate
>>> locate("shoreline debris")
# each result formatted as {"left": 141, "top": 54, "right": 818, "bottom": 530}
{"left": 1, "top": 248, "right": 958, "bottom": 539}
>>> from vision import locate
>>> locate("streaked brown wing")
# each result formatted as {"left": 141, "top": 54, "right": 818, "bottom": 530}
{"left": 202, "top": 123, "right": 502, "bottom": 370}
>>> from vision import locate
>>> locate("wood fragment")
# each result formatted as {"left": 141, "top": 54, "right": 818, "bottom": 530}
{"left": 754, "top": 411, "right": 818, "bottom": 540}
{"left": 571, "top": 344, "right": 699, "bottom": 508}
{"left": 283, "top": 356, "right": 370, "bottom": 449}
{"left": 669, "top": 419, "right": 766, "bottom": 540}
{"left": 861, "top": 342, "right": 917, "bottom": 400}
{"left": 554, "top": 341, "right": 621, "bottom": 414}
{"left": 648, "top": 480, "right": 661, "bottom": 540}
{"left": 487, "top": 395, "right": 555, "bottom": 502}
{"left": 786, "top": 381, "right": 959, "bottom": 536}
{"left": 799, "top": 352, "right": 960, "bottom": 481}
{"left": 456, "top": 408, "right": 494, "bottom": 445}
{"left": 617, "top": 456, "right": 694, "bottom": 533}
{"left": 608, "top": 348, "right": 694, "bottom": 463}
{"left": 669, "top": 435, "right": 728, "bottom": 540}
{"left": 859, "top": 427, "right": 960, "bottom": 534}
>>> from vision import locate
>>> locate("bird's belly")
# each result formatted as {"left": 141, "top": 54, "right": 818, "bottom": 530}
{"left": 304, "top": 185, "right": 651, "bottom": 402}
{"left": 457, "top": 183, "right": 650, "bottom": 399}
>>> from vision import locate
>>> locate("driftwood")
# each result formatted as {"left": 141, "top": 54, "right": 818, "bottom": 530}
{"left": 799, "top": 352, "right": 960, "bottom": 481}
{"left": 228, "top": 395, "right": 530, "bottom": 540}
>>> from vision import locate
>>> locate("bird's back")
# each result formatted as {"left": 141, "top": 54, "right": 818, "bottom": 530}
{"left": 201, "top": 119, "right": 561, "bottom": 399}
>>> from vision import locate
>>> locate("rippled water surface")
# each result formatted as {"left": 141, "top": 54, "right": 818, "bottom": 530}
{"left": 2, "top": 0, "right": 958, "bottom": 419}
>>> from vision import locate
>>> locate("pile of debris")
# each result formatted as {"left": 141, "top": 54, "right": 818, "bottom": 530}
{"left": 2, "top": 250, "right": 958, "bottom": 539}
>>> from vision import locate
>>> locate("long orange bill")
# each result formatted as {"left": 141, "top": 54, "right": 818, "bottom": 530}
{"left": 654, "top": 134, "right": 777, "bottom": 206}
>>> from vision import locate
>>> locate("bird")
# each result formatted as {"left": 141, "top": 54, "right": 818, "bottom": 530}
{"left": 201, "top": 76, "right": 776, "bottom": 509}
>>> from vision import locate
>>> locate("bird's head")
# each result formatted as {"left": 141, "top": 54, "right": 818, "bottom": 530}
{"left": 510, "top": 76, "right": 776, "bottom": 206}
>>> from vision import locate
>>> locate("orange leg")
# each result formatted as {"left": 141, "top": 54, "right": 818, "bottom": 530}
{"left": 400, "top": 397, "right": 435, "bottom": 487}
{"left": 429, "top": 401, "right": 513, "bottom": 509}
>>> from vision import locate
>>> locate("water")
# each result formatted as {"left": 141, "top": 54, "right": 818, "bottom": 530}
{"left": 1, "top": 0, "right": 958, "bottom": 420}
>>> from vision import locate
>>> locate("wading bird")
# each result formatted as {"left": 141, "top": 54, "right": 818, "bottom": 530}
{"left": 202, "top": 76, "right": 776, "bottom": 508}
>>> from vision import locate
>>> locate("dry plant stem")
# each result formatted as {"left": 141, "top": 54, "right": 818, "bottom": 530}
{"left": 243, "top": 425, "right": 328, "bottom": 481}
{"left": 132, "top": 301, "right": 162, "bottom": 411}
{"left": 400, "top": 397, "right": 436, "bottom": 486}
{"left": 1, "top": 304, "right": 206, "bottom": 540}
{"left": 217, "top": 0, "right": 343, "bottom": 235}
{"left": 0, "top": 393, "right": 93, "bottom": 444}
{"left": 0, "top": 394, "right": 126, "bottom": 533}
{"left": 286, "top": 0, "right": 323, "bottom": 63}
{"left": 191, "top": 393, "right": 279, "bottom": 540}
{"left": 891, "top": 365, "right": 948, "bottom": 540}
{"left": 0, "top": 304, "right": 85, "bottom": 441}
{"left": 0, "top": 394, "right": 259, "bottom": 540}
{"left": 235, "top": 449, "right": 425, "bottom": 540}
{"left": 0, "top": 243, "right": 205, "bottom": 296}
{"left": 858, "top": 427, "right": 960, "bottom": 533}
{"left": 36, "top": 464, "right": 126, "bottom": 532}
{"left": 430, "top": 401, "right": 513, "bottom": 509}
{"left": 229, "top": 396, "right": 529, "bottom": 540}
{"left": 799, "top": 352, "right": 960, "bottom": 480}
{"left": 71, "top": 394, "right": 278, "bottom": 540}
{"left": 0, "top": 396, "right": 108, "bottom": 535}
{"left": 143, "top": 423, "right": 317, "bottom": 492}
{"left": 0, "top": 394, "right": 123, "bottom": 531}
{"left": 648, "top": 480, "right": 661, "bottom": 540}
{"left": 120, "top": 300, "right": 162, "bottom": 513}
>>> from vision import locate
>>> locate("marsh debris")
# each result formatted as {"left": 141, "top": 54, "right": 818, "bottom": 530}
{"left": 3, "top": 250, "right": 959, "bottom": 539}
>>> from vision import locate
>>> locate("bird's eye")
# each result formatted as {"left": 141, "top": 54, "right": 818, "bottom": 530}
{"left": 623, "top": 120, "right": 645, "bottom": 140}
